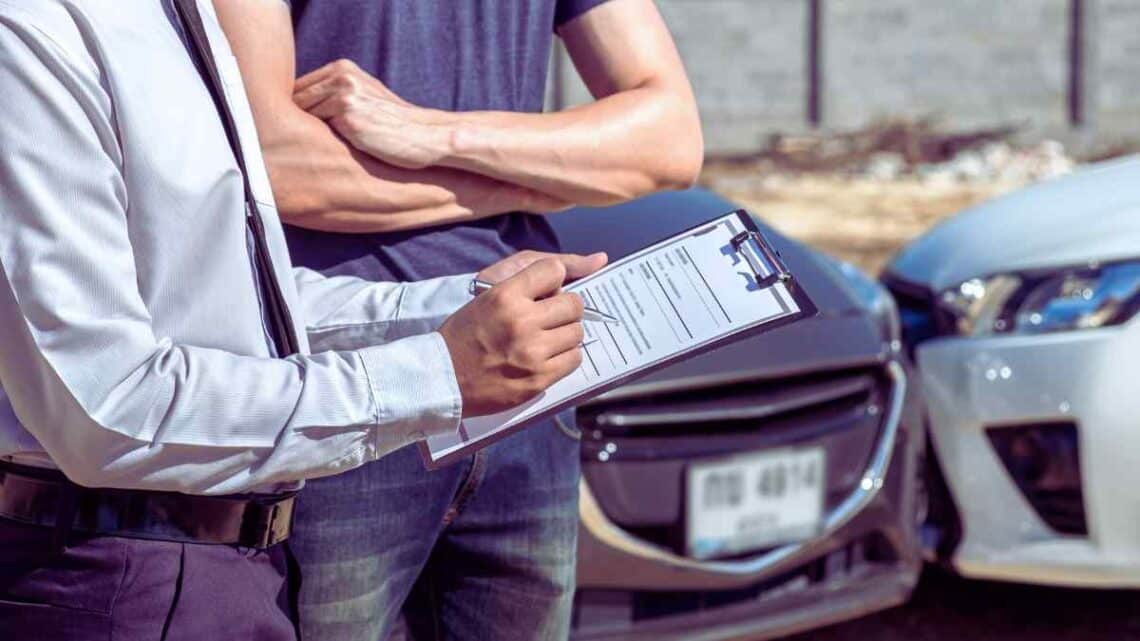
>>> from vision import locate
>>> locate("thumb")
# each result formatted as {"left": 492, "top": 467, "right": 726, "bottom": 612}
{"left": 561, "top": 252, "right": 609, "bottom": 281}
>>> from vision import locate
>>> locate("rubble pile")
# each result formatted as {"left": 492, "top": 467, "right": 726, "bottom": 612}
{"left": 864, "top": 140, "right": 1074, "bottom": 184}
{"left": 761, "top": 118, "right": 1077, "bottom": 185}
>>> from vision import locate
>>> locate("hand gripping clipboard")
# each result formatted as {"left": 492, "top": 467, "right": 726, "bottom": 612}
{"left": 420, "top": 210, "right": 819, "bottom": 469}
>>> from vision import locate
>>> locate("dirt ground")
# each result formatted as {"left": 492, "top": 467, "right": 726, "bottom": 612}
{"left": 701, "top": 161, "right": 1025, "bottom": 276}
{"left": 701, "top": 159, "right": 1140, "bottom": 640}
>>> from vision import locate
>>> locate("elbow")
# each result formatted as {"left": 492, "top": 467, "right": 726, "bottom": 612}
{"left": 612, "top": 130, "right": 703, "bottom": 202}
{"left": 55, "top": 456, "right": 109, "bottom": 490}
{"left": 44, "top": 427, "right": 118, "bottom": 490}
{"left": 656, "top": 139, "right": 704, "bottom": 192}
{"left": 581, "top": 144, "right": 703, "bottom": 207}
{"left": 656, "top": 108, "right": 705, "bottom": 192}
{"left": 31, "top": 407, "right": 143, "bottom": 491}
{"left": 624, "top": 103, "right": 705, "bottom": 200}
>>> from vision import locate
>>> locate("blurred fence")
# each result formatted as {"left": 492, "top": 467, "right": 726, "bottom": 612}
{"left": 549, "top": 0, "right": 1140, "bottom": 156}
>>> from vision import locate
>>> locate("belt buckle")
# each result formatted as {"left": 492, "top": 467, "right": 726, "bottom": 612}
{"left": 241, "top": 495, "right": 295, "bottom": 549}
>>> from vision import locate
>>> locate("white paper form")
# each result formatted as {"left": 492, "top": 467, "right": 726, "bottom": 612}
{"left": 423, "top": 211, "right": 809, "bottom": 467}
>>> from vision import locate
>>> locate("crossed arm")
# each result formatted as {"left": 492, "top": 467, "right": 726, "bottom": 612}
{"left": 215, "top": 0, "right": 703, "bottom": 234}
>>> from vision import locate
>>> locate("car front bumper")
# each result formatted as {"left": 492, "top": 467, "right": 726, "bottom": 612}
{"left": 570, "top": 360, "right": 923, "bottom": 640}
{"left": 917, "top": 320, "right": 1140, "bottom": 587}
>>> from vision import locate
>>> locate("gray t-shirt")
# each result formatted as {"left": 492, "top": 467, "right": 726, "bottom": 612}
{"left": 283, "top": 0, "right": 611, "bottom": 282}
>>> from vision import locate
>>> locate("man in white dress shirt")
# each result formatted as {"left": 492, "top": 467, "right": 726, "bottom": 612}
{"left": 0, "top": 1, "right": 603, "bottom": 638}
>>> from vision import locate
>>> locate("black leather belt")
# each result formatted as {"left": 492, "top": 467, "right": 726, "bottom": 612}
{"left": 0, "top": 462, "right": 296, "bottom": 549}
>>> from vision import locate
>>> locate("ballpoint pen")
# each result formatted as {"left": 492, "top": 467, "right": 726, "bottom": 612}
{"left": 469, "top": 278, "right": 622, "bottom": 325}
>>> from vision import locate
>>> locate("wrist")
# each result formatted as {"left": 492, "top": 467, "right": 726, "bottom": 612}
{"left": 431, "top": 122, "right": 460, "bottom": 168}
{"left": 411, "top": 108, "right": 461, "bottom": 168}
{"left": 436, "top": 120, "right": 484, "bottom": 171}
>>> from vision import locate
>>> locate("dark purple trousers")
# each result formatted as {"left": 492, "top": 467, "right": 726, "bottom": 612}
{"left": 0, "top": 518, "right": 299, "bottom": 640}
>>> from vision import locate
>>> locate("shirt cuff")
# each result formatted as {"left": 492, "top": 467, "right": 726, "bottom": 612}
{"left": 357, "top": 331, "right": 462, "bottom": 446}
{"left": 395, "top": 272, "right": 475, "bottom": 334}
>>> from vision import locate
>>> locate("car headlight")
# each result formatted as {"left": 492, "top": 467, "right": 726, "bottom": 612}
{"left": 938, "top": 261, "right": 1140, "bottom": 337}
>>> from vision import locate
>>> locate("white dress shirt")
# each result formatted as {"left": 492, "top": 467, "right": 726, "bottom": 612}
{"left": 0, "top": 0, "right": 470, "bottom": 494}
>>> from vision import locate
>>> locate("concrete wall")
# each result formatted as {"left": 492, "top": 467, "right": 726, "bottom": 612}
{"left": 1094, "top": 0, "right": 1140, "bottom": 136}
{"left": 549, "top": 0, "right": 1140, "bottom": 155}
{"left": 824, "top": 1, "right": 1069, "bottom": 132}
{"left": 658, "top": 1, "right": 808, "bottom": 152}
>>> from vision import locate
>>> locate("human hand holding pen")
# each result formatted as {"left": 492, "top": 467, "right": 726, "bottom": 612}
{"left": 471, "top": 249, "right": 618, "bottom": 324}
{"left": 468, "top": 280, "right": 620, "bottom": 325}
{"left": 439, "top": 255, "right": 607, "bottom": 418}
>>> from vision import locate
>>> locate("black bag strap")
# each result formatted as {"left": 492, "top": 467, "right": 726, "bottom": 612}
{"left": 172, "top": 0, "right": 301, "bottom": 357}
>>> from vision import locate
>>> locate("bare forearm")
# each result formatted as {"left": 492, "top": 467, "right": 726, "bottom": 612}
{"left": 262, "top": 116, "right": 565, "bottom": 233}
{"left": 437, "top": 0, "right": 705, "bottom": 206}
{"left": 433, "top": 84, "right": 702, "bottom": 206}
{"left": 297, "top": 0, "right": 703, "bottom": 208}
{"left": 215, "top": 0, "right": 566, "bottom": 235}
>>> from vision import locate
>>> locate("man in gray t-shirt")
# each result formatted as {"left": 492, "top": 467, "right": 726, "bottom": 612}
{"left": 216, "top": 1, "right": 702, "bottom": 638}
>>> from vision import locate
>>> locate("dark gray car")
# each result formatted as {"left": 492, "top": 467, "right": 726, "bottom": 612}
{"left": 552, "top": 189, "right": 925, "bottom": 641}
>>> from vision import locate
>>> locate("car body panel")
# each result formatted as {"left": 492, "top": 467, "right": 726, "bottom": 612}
{"left": 915, "top": 324, "right": 1140, "bottom": 587}
{"left": 549, "top": 189, "right": 923, "bottom": 639}
{"left": 886, "top": 157, "right": 1140, "bottom": 588}
{"left": 889, "top": 155, "right": 1140, "bottom": 292}
{"left": 571, "top": 560, "right": 914, "bottom": 641}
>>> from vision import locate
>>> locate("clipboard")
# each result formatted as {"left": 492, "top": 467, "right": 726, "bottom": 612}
{"left": 419, "top": 209, "right": 818, "bottom": 469}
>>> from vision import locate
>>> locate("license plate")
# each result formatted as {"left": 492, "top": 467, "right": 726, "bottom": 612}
{"left": 686, "top": 447, "right": 825, "bottom": 560}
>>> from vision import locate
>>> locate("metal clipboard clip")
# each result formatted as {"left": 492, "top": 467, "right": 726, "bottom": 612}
{"left": 731, "top": 230, "right": 793, "bottom": 289}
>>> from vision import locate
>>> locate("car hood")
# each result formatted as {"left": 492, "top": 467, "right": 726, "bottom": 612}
{"left": 886, "top": 155, "right": 1140, "bottom": 292}
{"left": 550, "top": 189, "right": 886, "bottom": 387}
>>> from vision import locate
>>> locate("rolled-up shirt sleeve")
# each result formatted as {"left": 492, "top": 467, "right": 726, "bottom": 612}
{"left": 0, "top": 17, "right": 460, "bottom": 495}
{"left": 555, "top": 0, "right": 612, "bottom": 27}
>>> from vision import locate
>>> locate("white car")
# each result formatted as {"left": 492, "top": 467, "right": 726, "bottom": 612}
{"left": 882, "top": 155, "right": 1140, "bottom": 587}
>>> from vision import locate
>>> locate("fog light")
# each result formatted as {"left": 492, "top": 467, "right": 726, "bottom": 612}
{"left": 986, "top": 422, "right": 1087, "bottom": 536}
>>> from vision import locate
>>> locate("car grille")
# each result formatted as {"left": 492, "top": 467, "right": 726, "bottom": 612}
{"left": 576, "top": 364, "right": 891, "bottom": 556}
{"left": 579, "top": 366, "right": 883, "bottom": 449}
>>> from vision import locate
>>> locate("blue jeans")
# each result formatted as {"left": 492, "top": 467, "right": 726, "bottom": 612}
{"left": 291, "top": 418, "right": 581, "bottom": 641}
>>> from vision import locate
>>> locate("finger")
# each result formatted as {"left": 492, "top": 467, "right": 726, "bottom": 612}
{"left": 294, "top": 59, "right": 353, "bottom": 93}
{"left": 501, "top": 250, "right": 554, "bottom": 274}
{"left": 543, "top": 346, "right": 585, "bottom": 384}
{"left": 476, "top": 251, "right": 542, "bottom": 285}
{"left": 294, "top": 68, "right": 334, "bottom": 94}
{"left": 306, "top": 93, "right": 355, "bottom": 122}
{"left": 535, "top": 292, "right": 585, "bottom": 329}
{"left": 560, "top": 252, "right": 608, "bottom": 281}
{"left": 501, "top": 257, "right": 567, "bottom": 299}
{"left": 540, "top": 322, "right": 586, "bottom": 357}
{"left": 294, "top": 76, "right": 343, "bottom": 112}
